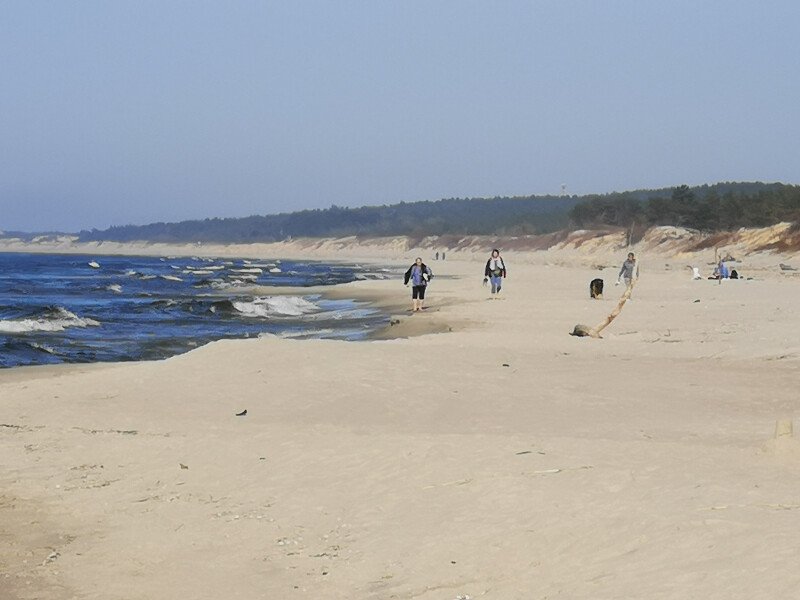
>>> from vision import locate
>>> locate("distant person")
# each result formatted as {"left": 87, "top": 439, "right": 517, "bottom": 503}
{"left": 441, "top": 251, "right": 446, "bottom": 260}
{"left": 616, "top": 252, "right": 639, "bottom": 288}
{"left": 713, "top": 259, "right": 730, "bottom": 279}
{"left": 483, "top": 249, "right": 507, "bottom": 296}
{"left": 404, "top": 257, "right": 433, "bottom": 312}
{"left": 435, "top": 251, "right": 439, "bottom": 260}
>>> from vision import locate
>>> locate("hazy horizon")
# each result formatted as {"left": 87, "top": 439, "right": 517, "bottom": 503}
{"left": 2, "top": 180, "right": 796, "bottom": 236}
{"left": 2, "top": 1, "right": 798, "bottom": 232}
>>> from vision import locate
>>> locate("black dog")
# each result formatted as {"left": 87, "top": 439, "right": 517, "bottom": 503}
{"left": 590, "top": 278, "right": 604, "bottom": 299}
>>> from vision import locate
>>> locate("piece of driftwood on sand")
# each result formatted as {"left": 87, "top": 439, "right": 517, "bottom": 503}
{"left": 571, "top": 277, "right": 637, "bottom": 339}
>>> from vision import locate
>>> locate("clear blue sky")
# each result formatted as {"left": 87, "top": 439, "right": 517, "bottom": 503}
{"left": 1, "top": 1, "right": 798, "bottom": 232}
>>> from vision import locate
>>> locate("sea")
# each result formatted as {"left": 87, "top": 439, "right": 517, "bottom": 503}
{"left": 0, "top": 252, "right": 395, "bottom": 368}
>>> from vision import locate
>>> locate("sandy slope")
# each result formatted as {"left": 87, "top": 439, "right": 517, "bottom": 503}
{"left": 2, "top": 222, "right": 799, "bottom": 266}
{"left": 2, "top": 255, "right": 800, "bottom": 600}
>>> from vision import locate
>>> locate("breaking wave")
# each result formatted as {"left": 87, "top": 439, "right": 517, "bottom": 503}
{"left": 0, "top": 306, "right": 100, "bottom": 334}
{"left": 230, "top": 296, "right": 319, "bottom": 318}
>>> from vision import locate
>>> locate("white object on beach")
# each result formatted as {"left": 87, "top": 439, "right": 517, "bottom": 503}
{"left": 692, "top": 267, "right": 702, "bottom": 280}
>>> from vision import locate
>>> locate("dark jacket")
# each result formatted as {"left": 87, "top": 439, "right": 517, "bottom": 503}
{"left": 485, "top": 257, "right": 507, "bottom": 278}
{"left": 404, "top": 263, "right": 433, "bottom": 286}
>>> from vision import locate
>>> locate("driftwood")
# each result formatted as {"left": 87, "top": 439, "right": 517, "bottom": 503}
{"left": 571, "top": 276, "right": 637, "bottom": 338}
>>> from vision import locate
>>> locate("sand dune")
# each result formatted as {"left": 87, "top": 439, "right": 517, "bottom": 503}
{"left": 2, "top": 252, "right": 800, "bottom": 599}
{"left": 2, "top": 222, "right": 800, "bottom": 266}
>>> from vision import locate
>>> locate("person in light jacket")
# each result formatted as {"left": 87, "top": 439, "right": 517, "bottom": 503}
{"left": 617, "top": 252, "right": 639, "bottom": 287}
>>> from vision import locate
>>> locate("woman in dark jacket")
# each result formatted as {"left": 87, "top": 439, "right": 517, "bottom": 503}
{"left": 404, "top": 257, "right": 433, "bottom": 311}
{"left": 484, "top": 249, "right": 507, "bottom": 296}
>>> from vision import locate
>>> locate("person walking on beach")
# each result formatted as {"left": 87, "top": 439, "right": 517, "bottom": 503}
{"left": 484, "top": 249, "right": 507, "bottom": 297}
{"left": 616, "top": 252, "right": 639, "bottom": 288}
{"left": 404, "top": 257, "right": 433, "bottom": 312}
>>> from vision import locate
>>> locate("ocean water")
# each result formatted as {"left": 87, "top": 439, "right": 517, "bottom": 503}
{"left": 0, "top": 253, "right": 394, "bottom": 368}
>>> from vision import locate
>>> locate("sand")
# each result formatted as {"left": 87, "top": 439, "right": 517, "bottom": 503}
{"left": 2, "top": 251, "right": 800, "bottom": 599}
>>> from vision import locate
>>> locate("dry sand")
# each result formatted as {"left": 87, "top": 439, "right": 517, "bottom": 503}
{"left": 2, "top": 252, "right": 800, "bottom": 599}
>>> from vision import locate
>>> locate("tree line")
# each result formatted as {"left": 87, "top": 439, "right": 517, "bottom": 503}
{"left": 568, "top": 182, "right": 800, "bottom": 231}
{"left": 75, "top": 182, "right": 799, "bottom": 244}
{"left": 78, "top": 195, "right": 582, "bottom": 243}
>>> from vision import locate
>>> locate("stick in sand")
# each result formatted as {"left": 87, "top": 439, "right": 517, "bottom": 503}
{"left": 570, "top": 274, "right": 638, "bottom": 338}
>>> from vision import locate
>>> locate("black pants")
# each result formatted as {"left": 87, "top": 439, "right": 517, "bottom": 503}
{"left": 412, "top": 285, "right": 426, "bottom": 299}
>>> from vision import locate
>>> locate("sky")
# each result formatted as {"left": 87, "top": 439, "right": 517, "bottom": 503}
{"left": 1, "top": 1, "right": 798, "bottom": 232}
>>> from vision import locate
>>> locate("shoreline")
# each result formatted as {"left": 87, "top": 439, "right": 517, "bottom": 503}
{"left": 0, "top": 257, "right": 461, "bottom": 377}
{"left": 0, "top": 238, "right": 419, "bottom": 265}
{"left": 1, "top": 259, "right": 477, "bottom": 598}
{"left": 0, "top": 276, "right": 460, "bottom": 380}
{"left": 3, "top": 256, "right": 800, "bottom": 599}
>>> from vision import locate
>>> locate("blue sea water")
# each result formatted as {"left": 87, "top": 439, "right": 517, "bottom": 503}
{"left": 0, "top": 253, "right": 394, "bottom": 368}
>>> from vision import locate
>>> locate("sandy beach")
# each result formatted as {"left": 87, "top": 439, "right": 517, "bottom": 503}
{"left": 2, "top": 249, "right": 800, "bottom": 599}
{"left": 4, "top": 0, "right": 799, "bottom": 595}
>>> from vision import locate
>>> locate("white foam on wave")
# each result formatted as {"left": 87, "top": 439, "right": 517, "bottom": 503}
{"left": 274, "top": 328, "right": 335, "bottom": 339}
{"left": 231, "top": 268, "right": 263, "bottom": 274}
{"left": 28, "top": 341, "right": 56, "bottom": 354}
{"left": 183, "top": 269, "right": 214, "bottom": 275}
{"left": 232, "top": 296, "right": 318, "bottom": 318}
{"left": 209, "top": 280, "right": 234, "bottom": 290}
{"left": 0, "top": 307, "right": 100, "bottom": 334}
{"left": 226, "top": 275, "right": 258, "bottom": 284}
